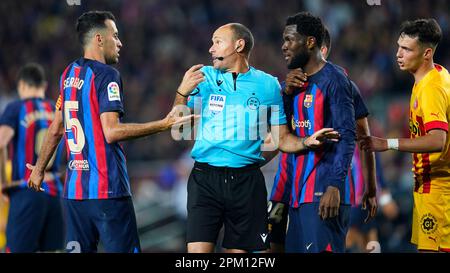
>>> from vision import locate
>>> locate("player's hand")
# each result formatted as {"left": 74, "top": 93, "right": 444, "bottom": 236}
{"left": 361, "top": 190, "right": 377, "bottom": 223}
{"left": 303, "top": 128, "right": 340, "bottom": 149}
{"left": 177, "top": 64, "right": 205, "bottom": 96}
{"left": 319, "top": 186, "right": 340, "bottom": 220}
{"left": 164, "top": 107, "right": 200, "bottom": 129}
{"left": 26, "top": 163, "right": 44, "bottom": 192}
{"left": 359, "top": 135, "right": 388, "bottom": 152}
{"left": 285, "top": 68, "right": 307, "bottom": 95}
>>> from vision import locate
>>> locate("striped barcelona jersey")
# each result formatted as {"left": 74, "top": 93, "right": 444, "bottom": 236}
{"left": 410, "top": 64, "right": 450, "bottom": 193}
{"left": 0, "top": 98, "right": 64, "bottom": 196}
{"left": 271, "top": 62, "right": 356, "bottom": 208}
{"left": 57, "top": 57, "right": 130, "bottom": 200}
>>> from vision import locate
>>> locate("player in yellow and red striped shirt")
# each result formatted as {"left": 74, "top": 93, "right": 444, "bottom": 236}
{"left": 360, "top": 18, "right": 450, "bottom": 252}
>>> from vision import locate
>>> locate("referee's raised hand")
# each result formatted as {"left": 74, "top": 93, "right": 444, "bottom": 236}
{"left": 177, "top": 64, "right": 205, "bottom": 96}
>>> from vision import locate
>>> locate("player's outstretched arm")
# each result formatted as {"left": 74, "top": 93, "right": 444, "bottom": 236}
{"left": 271, "top": 124, "right": 340, "bottom": 153}
{"left": 359, "top": 129, "right": 446, "bottom": 153}
{"left": 100, "top": 108, "right": 196, "bottom": 144}
{"left": 28, "top": 110, "right": 64, "bottom": 192}
{"left": 356, "top": 117, "right": 378, "bottom": 222}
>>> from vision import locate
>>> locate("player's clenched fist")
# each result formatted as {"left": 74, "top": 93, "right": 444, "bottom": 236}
{"left": 177, "top": 64, "right": 205, "bottom": 96}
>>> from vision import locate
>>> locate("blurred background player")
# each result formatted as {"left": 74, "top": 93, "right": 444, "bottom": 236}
{"left": 27, "top": 11, "right": 194, "bottom": 253}
{"left": 0, "top": 63, "right": 65, "bottom": 253}
{"left": 361, "top": 18, "right": 450, "bottom": 253}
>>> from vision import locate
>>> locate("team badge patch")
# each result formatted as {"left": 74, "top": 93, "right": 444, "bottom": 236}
{"left": 107, "top": 82, "right": 121, "bottom": 101}
{"left": 246, "top": 97, "right": 260, "bottom": 110}
{"left": 420, "top": 213, "right": 437, "bottom": 234}
{"left": 304, "top": 94, "right": 313, "bottom": 108}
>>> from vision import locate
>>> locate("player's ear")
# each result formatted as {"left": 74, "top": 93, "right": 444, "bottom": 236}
{"left": 95, "top": 32, "right": 104, "bottom": 47}
{"left": 306, "top": 36, "right": 316, "bottom": 50}
{"left": 423, "top": 47, "right": 433, "bottom": 60}
{"left": 235, "top": 39, "right": 245, "bottom": 53}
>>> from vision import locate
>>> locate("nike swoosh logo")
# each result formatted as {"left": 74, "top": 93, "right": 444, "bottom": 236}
{"left": 306, "top": 243, "right": 313, "bottom": 250}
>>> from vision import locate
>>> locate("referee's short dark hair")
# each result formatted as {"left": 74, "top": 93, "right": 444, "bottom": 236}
{"left": 17, "top": 63, "right": 46, "bottom": 87}
{"left": 399, "top": 18, "right": 442, "bottom": 49}
{"left": 76, "top": 10, "right": 116, "bottom": 47}
{"left": 228, "top": 23, "right": 254, "bottom": 57}
{"left": 286, "top": 12, "right": 325, "bottom": 49}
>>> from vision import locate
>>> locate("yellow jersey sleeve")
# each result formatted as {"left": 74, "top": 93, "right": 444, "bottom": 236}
{"left": 421, "top": 83, "right": 448, "bottom": 133}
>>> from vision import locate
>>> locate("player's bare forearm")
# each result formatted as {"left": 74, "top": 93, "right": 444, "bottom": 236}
{"left": 399, "top": 130, "right": 446, "bottom": 152}
{"left": 361, "top": 149, "right": 377, "bottom": 193}
{"left": 272, "top": 125, "right": 307, "bottom": 153}
{"left": 173, "top": 93, "right": 188, "bottom": 106}
{"left": 361, "top": 129, "right": 447, "bottom": 153}
{"left": 35, "top": 111, "right": 64, "bottom": 173}
{"left": 101, "top": 112, "right": 168, "bottom": 143}
{"left": 0, "top": 125, "right": 14, "bottom": 149}
{"left": 356, "top": 118, "right": 377, "bottom": 194}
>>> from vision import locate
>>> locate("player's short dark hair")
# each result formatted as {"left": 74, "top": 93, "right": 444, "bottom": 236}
{"left": 322, "top": 26, "right": 331, "bottom": 51}
{"left": 399, "top": 18, "right": 442, "bottom": 48}
{"left": 228, "top": 23, "right": 254, "bottom": 56}
{"left": 76, "top": 11, "right": 116, "bottom": 46}
{"left": 17, "top": 63, "right": 46, "bottom": 87}
{"left": 286, "top": 12, "right": 325, "bottom": 49}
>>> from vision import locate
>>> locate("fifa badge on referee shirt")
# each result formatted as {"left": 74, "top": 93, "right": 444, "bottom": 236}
{"left": 304, "top": 94, "right": 313, "bottom": 108}
{"left": 208, "top": 94, "right": 226, "bottom": 114}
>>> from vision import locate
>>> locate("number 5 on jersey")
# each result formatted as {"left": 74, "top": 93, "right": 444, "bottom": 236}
{"left": 64, "top": 101, "right": 85, "bottom": 154}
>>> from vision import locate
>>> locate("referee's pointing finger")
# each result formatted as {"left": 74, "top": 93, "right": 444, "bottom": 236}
{"left": 189, "top": 64, "right": 204, "bottom": 72}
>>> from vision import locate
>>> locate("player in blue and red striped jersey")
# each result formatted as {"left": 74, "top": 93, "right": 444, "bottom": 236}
{"left": 266, "top": 23, "right": 378, "bottom": 253}
{"left": 26, "top": 11, "right": 194, "bottom": 253}
{"left": 0, "top": 63, "right": 64, "bottom": 252}
{"left": 270, "top": 12, "right": 356, "bottom": 253}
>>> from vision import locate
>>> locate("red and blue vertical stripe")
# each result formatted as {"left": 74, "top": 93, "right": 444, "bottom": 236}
{"left": 61, "top": 60, "right": 130, "bottom": 200}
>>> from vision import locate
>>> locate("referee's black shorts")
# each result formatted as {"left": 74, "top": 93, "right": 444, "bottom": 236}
{"left": 186, "top": 161, "right": 269, "bottom": 251}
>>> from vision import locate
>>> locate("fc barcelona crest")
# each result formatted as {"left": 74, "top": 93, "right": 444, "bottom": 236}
{"left": 304, "top": 94, "right": 313, "bottom": 108}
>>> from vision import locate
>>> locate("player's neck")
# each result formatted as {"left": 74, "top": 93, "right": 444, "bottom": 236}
{"left": 412, "top": 60, "right": 434, "bottom": 84}
{"left": 83, "top": 49, "right": 106, "bottom": 64}
{"left": 303, "top": 51, "right": 327, "bottom": 76}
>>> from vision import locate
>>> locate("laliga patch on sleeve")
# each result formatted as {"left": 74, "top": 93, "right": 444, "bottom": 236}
{"left": 107, "top": 82, "right": 121, "bottom": 101}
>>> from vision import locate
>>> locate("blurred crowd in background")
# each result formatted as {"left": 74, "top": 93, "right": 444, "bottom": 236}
{"left": 0, "top": 0, "right": 449, "bottom": 252}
